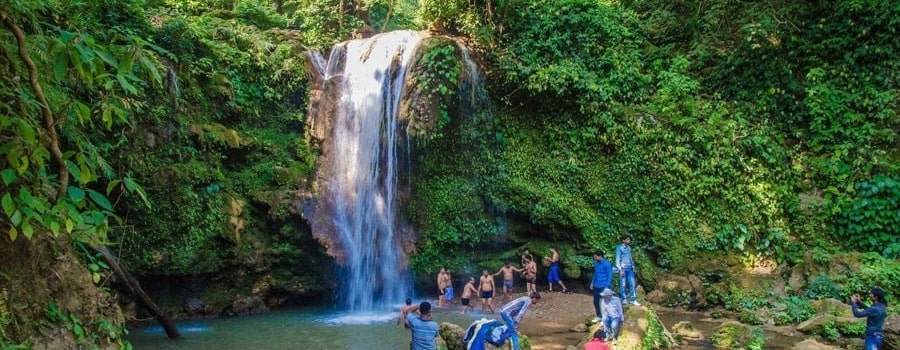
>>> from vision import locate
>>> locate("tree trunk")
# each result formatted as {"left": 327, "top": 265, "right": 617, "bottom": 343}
{"left": 2, "top": 16, "right": 68, "bottom": 200}
{"left": 95, "top": 245, "right": 181, "bottom": 339}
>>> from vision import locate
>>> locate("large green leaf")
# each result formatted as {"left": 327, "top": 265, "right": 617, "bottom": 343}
{"left": 2, "top": 192, "right": 15, "bottom": 217}
{"left": 68, "top": 187, "right": 86, "bottom": 202}
{"left": 87, "top": 189, "right": 113, "bottom": 211}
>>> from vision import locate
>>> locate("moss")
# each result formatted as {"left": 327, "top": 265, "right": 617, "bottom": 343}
{"left": 711, "top": 321, "right": 764, "bottom": 350}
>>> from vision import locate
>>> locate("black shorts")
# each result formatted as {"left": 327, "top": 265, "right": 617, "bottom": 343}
{"left": 461, "top": 298, "right": 470, "bottom": 306}
{"left": 481, "top": 291, "right": 493, "bottom": 299}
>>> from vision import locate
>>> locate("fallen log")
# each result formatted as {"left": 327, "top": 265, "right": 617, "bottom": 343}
{"left": 95, "top": 245, "right": 180, "bottom": 339}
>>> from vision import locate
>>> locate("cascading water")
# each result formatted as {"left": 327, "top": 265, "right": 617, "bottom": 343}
{"left": 318, "top": 31, "right": 423, "bottom": 313}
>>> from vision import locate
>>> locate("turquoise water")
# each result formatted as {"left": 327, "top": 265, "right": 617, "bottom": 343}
{"left": 128, "top": 307, "right": 488, "bottom": 350}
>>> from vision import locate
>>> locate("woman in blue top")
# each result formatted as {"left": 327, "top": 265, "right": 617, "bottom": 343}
{"left": 851, "top": 287, "right": 888, "bottom": 350}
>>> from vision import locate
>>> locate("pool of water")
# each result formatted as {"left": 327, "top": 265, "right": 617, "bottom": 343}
{"left": 128, "top": 306, "right": 490, "bottom": 350}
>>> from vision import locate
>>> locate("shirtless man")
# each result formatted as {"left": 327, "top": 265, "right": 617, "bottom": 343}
{"left": 478, "top": 269, "right": 497, "bottom": 314}
{"left": 461, "top": 277, "right": 478, "bottom": 314}
{"left": 521, "top": 248, "right": 533, "bottom": 267}
{"left": 437, "top": 268, "right": 448, "bottom": 307}
{"left": 494, "top": 262, "right": 524, "bottom": 302}
{"left": 524, "top": 257, "right": 538, "bottom": 295}
{"left": 548, "top": 247, "right": 570, "bottom": 293}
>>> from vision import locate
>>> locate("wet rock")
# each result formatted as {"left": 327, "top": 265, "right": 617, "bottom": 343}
{"left": 671, "top": 321, "right": 704, "bottom": 340}
{"left": 792, "top": 338, "right": 839, "bottom": 350}
{"left": 183, "top": 297, "right": 205, "bottom": 317}
{"left": 225, "top": 296, "right": 269, "bottom": 316}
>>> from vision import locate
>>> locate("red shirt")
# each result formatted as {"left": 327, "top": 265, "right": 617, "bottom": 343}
{"left": 584, "top": 339, "right": 610, "bottom": 350}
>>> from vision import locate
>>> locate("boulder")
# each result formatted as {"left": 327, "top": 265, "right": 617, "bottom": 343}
{"left": 797, "top": 314, "right": 835, "bottom": 334}
{"left": 792, "top": 338, "right": 839, "bottom": 350}
{"left": 671, "top": 321, "right": 704, "bottom": 340}
{"left": 711, "top": 321, "right": 764, "bottom": 349}
{"left": 810, "top": 298, "right": 851, "bottom": 317}
{"left": 440, "top": 322, "right": 465, "bottom": 350}
{"left": 224, "top": 296, "right": 268, "bottom": 316}
{"left": 885, "top": 314, "right": 900, "bottom": 350}
{"left": 652, "top": 274, "right": 704, "bottom": 308}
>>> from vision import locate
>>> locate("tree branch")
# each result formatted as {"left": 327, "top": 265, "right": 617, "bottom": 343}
{"left": 2, "top": 16, "right": 68, "bottom": 201}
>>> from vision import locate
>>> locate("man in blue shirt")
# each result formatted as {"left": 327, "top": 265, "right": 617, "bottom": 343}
{"left": 401, "top": 301, "right": 440, "bottom": 350}
{"left": 615, "top": 235, "right": 639, "bottom": 305}
{"left": 590, "top": 250, "right": 613, "bottom": 323}
{"left": 851, "top": 287, "right": 888, "bottom": 350}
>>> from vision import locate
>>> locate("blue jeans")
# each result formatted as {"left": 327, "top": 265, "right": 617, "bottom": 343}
{"left": 603, "top": 316, "right": 621, "bottom": 340}
{"left": 619, "top": 267, "right": 637, "bottom": 302}
{"left": 865, "top": 333, "right": 883, "bottom": 350}
{"left": 592, "top": 287, "right": 603, "bottom": 317}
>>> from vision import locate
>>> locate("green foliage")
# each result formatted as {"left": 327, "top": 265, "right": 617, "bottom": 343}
{"left": 642, "top": 307, "right": 675, "bottom": 349}
{"left": 773, "top": 296, "right": 814, "bottom": 325}
{"left": 711, "top": 322, "right": 764, "bottom": 350}
{"left": 44, "top": 300, "right": 128, "bottom": 348}
{"left": 837, "top": 253, "right": 900, "bottom": 302}
{"left": 839, "top": 320, "right": 866, "bottom": 337}
{"left": 835, "top": 176, "right": 900, "bottom": 258}
{"left": 805, "top": 274, "right": 841, "bottom": 300}
{"left": 495, "top": 0, "right": 648, "bottom": 114}
{"left": 821, "top": 320, "right": 840, "bottom": 342}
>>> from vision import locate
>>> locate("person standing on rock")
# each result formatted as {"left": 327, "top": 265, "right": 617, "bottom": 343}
{"left": 615, "top": 235, "right": 639, "bottom": 305}
{"left": 462, "top": 276, "right": 479, "bottom": 314}
{"left": 851, "top": 287, "right": 887, "bottom": 350}
{"left": 590, "top": 250, "right": 613, "bottom": 323}
{"left": 547, "top": 247, "right": 571, "bottom": 293}
{"left": 494, "top": 262, "right": 524, "bottom": 302}
{"left": 600, "top": 288, "right": 624, "bottom": 344}
{"left": 478, "top": 269, "right": 497, "bottom": 314}
{"left": 400, "top": 301, "right": 440, "bottom": 350}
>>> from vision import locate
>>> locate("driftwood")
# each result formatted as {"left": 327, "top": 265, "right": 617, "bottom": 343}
{"left": 95, "top": 245, "right": 181, "bottom": 339}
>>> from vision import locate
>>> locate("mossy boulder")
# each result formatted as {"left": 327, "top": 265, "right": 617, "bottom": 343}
{"left": 791, "top": 338, "right": 839, "bottom": 350}
{"left": 671, "top": 321, "right": 704, "bottom": 340}
{"left": 440, "top": 322, "right": 465, "bottom": 350}
{"left": 650, "top": 274, "right": 704, "bottom": 308}
{"left": 711, "top": 321, "right": 764, "bottom": 349}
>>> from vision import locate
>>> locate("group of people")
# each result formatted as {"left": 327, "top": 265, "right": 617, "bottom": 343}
{"left": 587, "top": 235, "right": 640, "bottom": 344}
{"left": 438, "top": 246, "right": 581, "bottom": 316}
{"left": 400, "top": 233, "right": 890, "bottom": 350}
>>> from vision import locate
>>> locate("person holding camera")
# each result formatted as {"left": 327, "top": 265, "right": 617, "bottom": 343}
{"left": 851, "top": 287, "right": 888, "bottom": 350}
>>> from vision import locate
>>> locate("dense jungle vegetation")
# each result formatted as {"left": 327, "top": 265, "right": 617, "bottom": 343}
{"left": 1, "top": 0, "right": 897, "bottom": 348}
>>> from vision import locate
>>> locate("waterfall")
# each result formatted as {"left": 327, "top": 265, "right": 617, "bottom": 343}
{"left": 319, "top": 31, "right": 423, "bottom": 313}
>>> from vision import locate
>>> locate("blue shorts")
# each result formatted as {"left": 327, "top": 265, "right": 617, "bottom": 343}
{"left": 548, "top": 263, "right": 561, "bottom": 283}
{"left": 445, "top": 286, "right": 454, "bottom": 300}
{"left": 503, "top": 280, "right": 514, "bottom": 290}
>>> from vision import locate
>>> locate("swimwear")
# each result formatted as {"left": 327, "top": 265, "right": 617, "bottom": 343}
{"left": 525, "top": 275, "right": 536, "bottom": 283}
{"left": 503, "top": 280, "right": 513, "bottom": 290}
{"left": 548, "top": 262, "right": 561, "bottom": 283}
{"left": 462, "top": 298, "right": 470, "bottom": 306}
{"left": 445, "top": 286, "right": 454, "bottom": 300}
{"left": 481, "top": 291, "right": 494, "bottom": 299}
